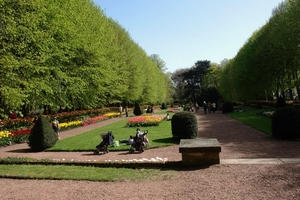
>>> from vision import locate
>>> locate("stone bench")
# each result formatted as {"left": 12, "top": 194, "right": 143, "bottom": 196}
{"left": 179, "top": 138, "right": 221, "bottom": 167}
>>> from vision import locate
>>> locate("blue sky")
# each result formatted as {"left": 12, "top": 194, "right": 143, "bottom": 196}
{"left": 93, "top": 0, "right": 284, "bottom": 73}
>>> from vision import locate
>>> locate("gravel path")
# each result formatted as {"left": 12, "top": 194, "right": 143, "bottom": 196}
{"left": 0, "top": 111, "right": 299, "bottom": 200}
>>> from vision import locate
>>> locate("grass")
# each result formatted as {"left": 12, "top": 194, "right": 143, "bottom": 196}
{"left": 47, "top": 112, "right": 177, "bottom": 152}
{"left": 0, "top": 164, "right": 176, "bottom": 181}
{"left": 227, "top": 108, "right": 272, "bottom": 135}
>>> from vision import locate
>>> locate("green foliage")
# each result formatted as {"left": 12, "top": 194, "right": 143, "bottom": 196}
{"left": 0, "top": 0, "right": 171, "bottom": 117}
{"left": 222, "top": 102, "right": 233, "bottom": 113}
{"left": 28, "top": 115, "right": 58, "bottom": 151}
{"left": 218, "top": 1, "right": 300, "bottom": 102}
{"left": 161, "top": 102, "right": 167, "bottom": 109}
{"left": 133, "top": 102, "right": 143, "bottom": 116}
{"left": 171, "top": 111, "right": 198, "bottom": 139}
{"left": 271, "top": 107, "right": 300, "bottom": 140}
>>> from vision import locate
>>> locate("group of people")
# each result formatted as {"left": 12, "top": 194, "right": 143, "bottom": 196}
{"left": 119, "top": 105, "right": 129, "bottom": 117}
{"left": 202, "top": 101, "right": 217, "bottom": 114}
{"left": 119, "top": 128, "right": 149, "bottom": 152}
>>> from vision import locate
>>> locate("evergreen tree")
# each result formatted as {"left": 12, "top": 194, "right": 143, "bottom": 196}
{"left": 28, "top": 115, "right": 58, "bottom": 151}
{"left": 133, "top": 102, "right": 143, "bottom": 116}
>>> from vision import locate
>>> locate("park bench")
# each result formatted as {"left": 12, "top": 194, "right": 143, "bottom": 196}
{"left": 179, "top": 138, "right": 221, "bottom": 167}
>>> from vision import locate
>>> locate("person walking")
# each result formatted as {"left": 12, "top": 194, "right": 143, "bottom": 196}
{"left": 125, "top": 106, "right": 129, "bottom": 117}
{"left": 212, "top": 102, "right": 217, "bottom": 113}
{"left": 207, "top": 101, "right": 212, "bottom": 113}
{"left": 119, "top": 105, "right": 123, "bottom": 117}
{"left": 203, "top": 101, "right": 207, "bottom": 114}
{"left": 52, "top": 117, "right": 60, "bottom": 139}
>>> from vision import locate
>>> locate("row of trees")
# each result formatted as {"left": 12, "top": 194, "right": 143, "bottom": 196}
{"left": 219, "top": 0, "right": 300, "bottom": 102}
{"left": 0, "top": 0, "right": 172, "bottom": 118}
{"left": 171, "top": 0, "right": 299, "bottom": 105}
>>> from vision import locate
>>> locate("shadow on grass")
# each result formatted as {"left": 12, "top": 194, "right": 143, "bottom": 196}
{"left": 152, "top": 137, "right": 179, "bottom": 145}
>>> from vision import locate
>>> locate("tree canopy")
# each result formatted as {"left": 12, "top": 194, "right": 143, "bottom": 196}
{"left": 218, "top": 0, "right": 300, "bottom": 102}
{"left": 0, "top": 0, "right": 171, "bottom": 118}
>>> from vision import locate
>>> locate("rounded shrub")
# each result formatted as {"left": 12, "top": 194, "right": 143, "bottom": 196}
{"left": 271, "top": 107, "right": 300, "bottom": 140}
{"left": 28, "top": 115, "right": 58, "bottom": 152}
{"left": 133, "top": 102, "right": 143, "bottom": 116}
{"left": 222, "top": 101, "right": 233, "bottom": 113}
{"left": 171, "top": 111, "right": 198, "bottom": 139}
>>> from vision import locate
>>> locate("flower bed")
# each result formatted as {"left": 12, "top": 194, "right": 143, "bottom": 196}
{"left": 0, "top": 110, "right": 124, "bottom": 147}
{"left": 126, "top": 115, "right": 165, "bottom": 127}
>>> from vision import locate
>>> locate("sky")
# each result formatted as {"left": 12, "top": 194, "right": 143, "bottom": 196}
{"left": 93, "top": 0, "right": 284, "bottom": 73}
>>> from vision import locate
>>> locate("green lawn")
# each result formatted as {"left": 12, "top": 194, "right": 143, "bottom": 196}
{"left": 227, "top": 108, "right": 272, "bottom": 135}
{"left": 0, "top": 164, "right": 176, "bottom": 181}
{"left": 47, "top": 112, "right": 177, "bottom": 152}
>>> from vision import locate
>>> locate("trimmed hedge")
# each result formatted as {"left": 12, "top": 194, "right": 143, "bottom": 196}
{"left": 271, "top": 107, "right": 300, "bottom": 140}
{"left": 28, "top": 115, "right": 58, "bottom": 151}
{"left": 171, "top": 111, "right": 198, "bottom": 139}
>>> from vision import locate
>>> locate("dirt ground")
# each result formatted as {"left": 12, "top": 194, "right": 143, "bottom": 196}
{"left": 0, "top": 111, "right": 299, "bottom": 200}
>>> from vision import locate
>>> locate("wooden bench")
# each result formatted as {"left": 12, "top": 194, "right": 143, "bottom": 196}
{"left": 179, "top": 138, "right": 221, "bottom": 167}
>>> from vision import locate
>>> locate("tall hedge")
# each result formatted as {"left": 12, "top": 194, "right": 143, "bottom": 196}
{"left": 28, "top": 115, "right": 58, "bottom": 151}
{"left": 271, "top": 107, "right": 300, "bottom": 140}
{"left": 133, "top": 102, "right": 143, "bottom": 116}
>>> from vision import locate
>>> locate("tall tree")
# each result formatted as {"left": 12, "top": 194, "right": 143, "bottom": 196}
{"left": 149, "top": 54, "right": 167, "bottom": 72}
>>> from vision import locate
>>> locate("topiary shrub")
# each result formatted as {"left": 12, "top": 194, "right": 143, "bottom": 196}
{"left": 171, "top": 111, "right": 198, "bottom": 140}
{"left": 222, "top": 101, "right": 233, "bottom": 113}
{"left": 275, "top": 96, "right": 286, "bottom": 108}
{"left": 161, "top": 102, "right": 167, "bottom": 109}
{"left": 271, "top": 107, "right": 300, "bottom": 140}
{"left": 133, "top": 102, "right": 143, "bottom": 116}
{"left": 256, "top": 103, "right": 263, "bottom": 109}
{"left": 28, "top": 115, "right": 58, "bottom": 152}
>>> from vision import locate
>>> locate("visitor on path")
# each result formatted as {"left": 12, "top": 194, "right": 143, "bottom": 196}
{"left": 203, "top": 101, "right": 207, "bottom": 114}
{"left": 52, "top": 117, "right": 60, "bottom": 139}
{"left": 125, "top": 106, "right": 129, "bottom": 117}
{"left": 212, "top": 102, "right": 217, "bottom": 113}
{"left": 207, "top": 101, "right": 212, "bottom": 113}
{"left": 119, "top": 105, "right": 123, "bottom": 117}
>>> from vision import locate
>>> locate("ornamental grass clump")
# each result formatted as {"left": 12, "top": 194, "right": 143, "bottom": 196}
{"left": 171, "top": 111, "right": 198, "bottom": 139}
{"left": 271, "top": 107, "right": 300, "bottom": 140}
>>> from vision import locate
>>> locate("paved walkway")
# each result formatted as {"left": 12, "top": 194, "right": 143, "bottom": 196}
{"left": 0, "top": 110, "right": 300, "bottom": 164}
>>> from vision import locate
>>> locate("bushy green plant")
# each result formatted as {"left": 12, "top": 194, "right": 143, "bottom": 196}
{"left": 171, "top": 111, "right": 198, "bottom": 139}
{"left": 271, "top": 107, "right": 300, "bottom": 140}
{"left": 275, "top": 96, "right": 286, "bottom": 108}
{"left": 28, "top": 115, "right": 58, "bottom": 151}
{"left": 256, "top": 103, "right": 263, "bottom": 109}
{"left": 222, "top": 102, "right": 233, "bottom": 113}
{"left": 161, "top": 102, "right": 167, "bottom": 109}
{"left": 133, "top": 102, "right": 143, "bottom": 116}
